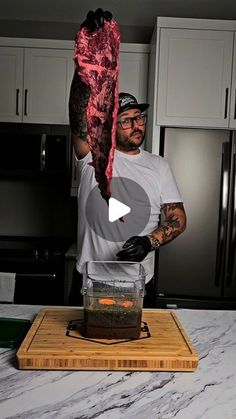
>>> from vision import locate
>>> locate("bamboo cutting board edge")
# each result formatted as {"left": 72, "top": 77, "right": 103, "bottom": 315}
{"left": 16, "top": 308, "right": 199, "bottom": 372}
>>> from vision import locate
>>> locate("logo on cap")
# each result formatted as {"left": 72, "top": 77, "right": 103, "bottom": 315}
{"left": 119, "top": 96, "right": 136, "bottom": 108}
{"left": 118, "top": 92, "right": 149, "bottom": 114}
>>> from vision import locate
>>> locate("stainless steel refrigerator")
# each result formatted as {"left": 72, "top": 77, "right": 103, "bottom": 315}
{"left": 156, "top": 127, "right": 236, "bottom": 309}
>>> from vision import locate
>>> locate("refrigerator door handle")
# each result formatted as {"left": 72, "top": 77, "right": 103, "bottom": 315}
{"left": 224, "top": 88, "right": 229, "bottom": 119}
{"left": 234, "top": 89, "right": 236, "bottom": 120}
{"left": 227, "top": 139, "right": 236, "bottom": 286}
{"left": 215, "top": 142, "right": 230, "bottom": 286}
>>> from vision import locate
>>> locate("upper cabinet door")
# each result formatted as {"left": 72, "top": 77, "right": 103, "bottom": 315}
{"left": 230, "top": 35, "right": 236, "bottom": 129}
{"left": 23, "top": 48, "right": 74, "bottom": 124}
{"left": 119, "top": 52, "right": 148, "bottom": 102}
{"left": 0, "top": 47, "right": 24, "bottom": 122}
{"left": 157, "top": 29, "right": 234, "bottom": 128}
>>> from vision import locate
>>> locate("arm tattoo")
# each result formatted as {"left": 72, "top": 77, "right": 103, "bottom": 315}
{"left": 148, "top": 202, "right": 186, "bottom": 249}
{"left": 69, "top": 71, "right": 91, "bottom": 141}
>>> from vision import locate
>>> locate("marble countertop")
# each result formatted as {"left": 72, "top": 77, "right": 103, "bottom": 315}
{"left": 0, "top": 304, "right": 236, "bottom": 419}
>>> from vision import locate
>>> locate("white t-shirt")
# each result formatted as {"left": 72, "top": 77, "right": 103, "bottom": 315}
{"left": 76, "top": 148, "right": 182, "bottom": 283}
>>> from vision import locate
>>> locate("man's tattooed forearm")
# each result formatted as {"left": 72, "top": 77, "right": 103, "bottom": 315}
{"left": 148, "top": 203, "right": 186, "bottom": 248}
{"left": 160, "top": 213, "right": 180, "bottom": 230}
{"left": 161, "top": 202, "right": 184, "bottom": 216}
{"left": 79, "top": 114, "right": 88, "bottom": 141}
{"left": 158, "top": 222, "right": 180, "bottom": 243}
{"left": 69, "top": 71, "right": 90, "bottom": 140}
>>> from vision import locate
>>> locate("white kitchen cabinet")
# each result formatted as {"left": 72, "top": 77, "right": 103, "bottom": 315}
{"left": 146, "top": 18, "right": 236, "bottom": 155}
{"left": 157, "top": 28, "right": 234, "bottom": 128}
{"left": 23, "top": 48, "right": 73, "bottom": 124}
{"left": 0, "top": 45, "right": 73, "bottom": 124}
{"left": 70, "top": 46, "right": 149, "bottom": 196}
{"left": 230, "top": 39, "right": 236, "bottom": 129}
{"left": 119, "top": 51, "right": 148, "bottom": 102}
{"left": 0, "top": 47, "right": 24, "bottom": 122}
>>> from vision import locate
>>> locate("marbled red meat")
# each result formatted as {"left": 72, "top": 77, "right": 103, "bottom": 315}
{"left": 73, "top": 19, "right": 120, "bottom": 203}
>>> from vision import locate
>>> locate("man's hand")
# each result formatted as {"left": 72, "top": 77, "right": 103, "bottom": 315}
{"left": 80, "top": 8, "right": 112, "bottom": 32}
{"left": 116, "top": 203, "right": 186, "bottom": 262}
{"left": 116, "top": 236, "right": 152, "bottom": 262}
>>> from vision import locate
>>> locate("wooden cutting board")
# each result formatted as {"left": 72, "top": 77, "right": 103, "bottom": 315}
{"left": 17, "top": 308, "right": 198, "bottom": 371}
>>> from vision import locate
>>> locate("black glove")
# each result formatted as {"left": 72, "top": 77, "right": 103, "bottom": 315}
{"left": 116, "top": 236, "right": 152, "bottom": 262}
{"left": 80, "top": 8, "right": 112, "bottom": 32}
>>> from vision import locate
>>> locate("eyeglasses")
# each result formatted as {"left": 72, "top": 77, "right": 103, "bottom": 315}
{"left": 117, "top": 114, "right": 147, "bottom": 130}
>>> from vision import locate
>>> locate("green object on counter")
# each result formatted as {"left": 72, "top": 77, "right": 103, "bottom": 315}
{"left": 0, "top": 317, "right": 31, "bottom": 348}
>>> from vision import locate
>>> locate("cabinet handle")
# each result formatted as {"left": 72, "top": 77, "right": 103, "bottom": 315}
{"left": 224, "top": 88, "right": 229, "bottom": 119}
{"left": 16, "top": 89, "right": 19, "bottom": 115}
{"left": 24, "top": 89, "right": 28, "bottom": 116}
{"left": 234, "top": 89, "right": 236, "bottom": 120}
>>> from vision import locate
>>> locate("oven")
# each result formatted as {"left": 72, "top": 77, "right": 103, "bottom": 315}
{"left": 0, "top": 237, "right": 72, "bottom": 305}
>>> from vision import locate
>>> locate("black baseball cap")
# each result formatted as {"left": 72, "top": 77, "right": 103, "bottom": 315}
{"left": 118, "top": 92, "right": 150, "bottom": 115}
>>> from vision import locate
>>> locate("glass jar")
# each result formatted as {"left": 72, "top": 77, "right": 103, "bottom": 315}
{"left": 82, "top": 261, "right": 146, "bottom": 339}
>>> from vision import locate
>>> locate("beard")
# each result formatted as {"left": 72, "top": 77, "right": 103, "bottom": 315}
{"left": 116, "top": 129, "right": 145, "bottom": 151}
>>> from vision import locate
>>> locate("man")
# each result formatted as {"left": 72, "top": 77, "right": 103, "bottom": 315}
{"left": 68, "top": 9, "right": 186, "bottom": 306}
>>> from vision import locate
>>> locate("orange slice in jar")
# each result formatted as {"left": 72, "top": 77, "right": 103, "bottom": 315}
{"left": 119, "top": 300, "right": 133, "bottom": 308}
{"left": 98, "top": 298, "right": 116, "bottom": 305}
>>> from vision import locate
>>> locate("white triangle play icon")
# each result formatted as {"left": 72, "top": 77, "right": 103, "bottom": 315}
{"left": 108, "top": 197, "right": 131, "bottom": 222}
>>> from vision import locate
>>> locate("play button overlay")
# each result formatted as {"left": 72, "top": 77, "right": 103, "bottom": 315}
{"left": 86, "top": 177, "right": 151, "bottom": 242}
{"left": 108, "top": 198, "right": 131, "bottom": 222}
